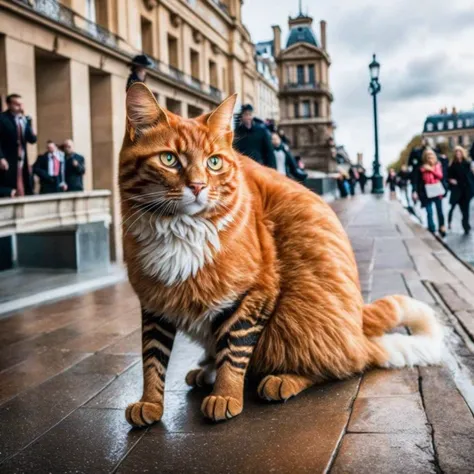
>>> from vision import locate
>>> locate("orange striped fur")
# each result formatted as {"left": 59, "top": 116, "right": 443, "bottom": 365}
{"left": 120, "top": 84, "right": 443, "bottom": 427}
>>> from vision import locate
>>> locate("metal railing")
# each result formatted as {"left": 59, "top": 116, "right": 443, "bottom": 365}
{"left": 149, "top": 59, "right": 223, "bottom": 101}
{"left": 15, "top": 0, "right": 121, "bottom": 48}
{"left": 13, "top": 0, "right": 224, "bottom": 101}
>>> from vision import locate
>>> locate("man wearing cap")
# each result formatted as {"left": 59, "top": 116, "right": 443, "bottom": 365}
{"left": 126, "top": 55, "right": 153, "bottom": 91}
{"left": 233, "top": 104, "right": 277, "bottom": 169}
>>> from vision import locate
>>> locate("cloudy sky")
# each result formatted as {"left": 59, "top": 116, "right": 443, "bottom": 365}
{"left": 242, "top": 0, "right": 474, "bottom": 169}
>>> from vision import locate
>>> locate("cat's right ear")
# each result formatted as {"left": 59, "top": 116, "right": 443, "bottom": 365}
{"left": 126, "top": 83, "right": 169, "bottom": 138}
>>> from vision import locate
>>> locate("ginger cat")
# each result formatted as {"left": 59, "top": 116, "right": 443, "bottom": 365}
{"left": 119, "top": 83, "right": 443, "bottom": 426}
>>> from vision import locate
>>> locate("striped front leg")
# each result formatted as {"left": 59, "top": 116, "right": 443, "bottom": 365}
{"left": 125, "top": 308, "right": 176, "bottom": 428}
{"left": 201, "top": 295, "right": 268, "bottom": 422}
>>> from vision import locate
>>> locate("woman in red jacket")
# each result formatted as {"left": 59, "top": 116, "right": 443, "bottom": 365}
{"left": 417, "top": 148, "right": 447, "bottom": 236}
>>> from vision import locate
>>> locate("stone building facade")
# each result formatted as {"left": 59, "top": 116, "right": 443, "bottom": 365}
{"left": 255, "top": 41, "right": 279, "bottom": 122}
{"left": 423, "top": 107, "right": 474, "bottom": 151}
{"left": 272, "top": 12, "right": 335, "bottom": 171}
{"left": 0, "top": 0, "right": 259, "bottom": 261}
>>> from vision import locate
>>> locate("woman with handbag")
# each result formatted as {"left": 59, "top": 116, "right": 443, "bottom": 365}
{"left": 413, "top": 148, "right": 447, "bottom": 237}
{"left": 447, "top": 146, "right": 474, "bottom": 234}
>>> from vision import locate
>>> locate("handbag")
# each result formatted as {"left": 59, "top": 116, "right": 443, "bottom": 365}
{"left": 425, "top": 182, "right": 444, "bottom": 199}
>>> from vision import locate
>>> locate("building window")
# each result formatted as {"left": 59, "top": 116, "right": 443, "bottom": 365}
{"left": 447, "top": 120, "right": 454, "bottom": 130}
{"left": 426, "top": 122, "right": 434, "bottom": 132}
{"left": 448, "top": 136, "right": 454, "bottom": 148}
{"left": 308, "top": 65, "right": 315, "bottom": 85}
{"left": 437, "top": 121, "right": 444, "bottom": 131}
{"left": 140, "top": 16, "right": 153, "bottom": 56}
{"left": 209, "top": 60, "right": 218, "bottom": 88}
{"left": 297, "top": 65, "right": 304, "bottom": 85}
{"left": 314, "top": 101, "right": 319, "bottom": 117}
{"left": 86, "top": 0, "right": 96, "bottom": 22}
{"left": 168, "top": 35, "right": 179, "bottom": 69}
{"left": 302, "top": 100, "right": 310, "bottom": 118}
{"left": 294, "top": 102, "right": 299, "bottom": 118}
{"left": 458, "top": 135, "right": 463, "bottom": 145}
{"left": 190, "top": 49, "right": 200, "bottom": 79}
{"left": 457, "top": 119, "right": 464, "bottom": 128}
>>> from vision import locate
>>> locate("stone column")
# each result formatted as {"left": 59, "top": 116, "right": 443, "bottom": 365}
{"left": 70, "top": 60, "right": 92, "bottom": 190}
{"left": 35, "top": 56, "right": 72, "bottom": 148}
{"left": 90, "top": 73, "right": 125, "bottom": 262}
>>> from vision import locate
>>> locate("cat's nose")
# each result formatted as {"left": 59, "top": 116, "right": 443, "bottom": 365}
{"left": 188, "top": 182, "right": 206, "bottom": 196}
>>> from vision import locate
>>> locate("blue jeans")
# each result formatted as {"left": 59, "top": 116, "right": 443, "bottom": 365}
{"left": 425, "top": 198, "right": 445, "bottom": 232}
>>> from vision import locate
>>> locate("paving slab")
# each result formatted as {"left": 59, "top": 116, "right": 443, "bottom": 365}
{"left": 331, "top": 433, "right": 436, "bottom": 474}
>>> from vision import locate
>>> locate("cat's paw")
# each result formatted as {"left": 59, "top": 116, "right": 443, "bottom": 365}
{"left": 257, "top": 375, "right": 298, "bottom": 402}
{"left": 185, "top": 368, "right": 215, "bottom": 387}
{"left": 125, "top": 401, "right": 163, "bottom": 428}
{"left": 201, "top": 395, "right": 242, "bottom": 422}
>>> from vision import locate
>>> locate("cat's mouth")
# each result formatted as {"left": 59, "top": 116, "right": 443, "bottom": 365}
{"left": 179, "top": 186, "right": 210, "bottom": 216}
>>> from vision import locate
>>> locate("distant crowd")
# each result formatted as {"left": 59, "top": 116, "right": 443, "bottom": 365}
{"left": 386, "top": 139, "right": 474, "bottom": 236}
{"left": 233, "top": 104, "right": 308, "bottom": 183}
{"left": 335, "top": 165, "right": 368, "bottom": 197}
{"left": 0, "top": 94, "right": 85, "bottom": 198}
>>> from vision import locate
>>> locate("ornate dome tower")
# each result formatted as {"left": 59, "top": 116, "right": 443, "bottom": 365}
{"left": 272, "top": 4, "right": 335, "bottom": 171}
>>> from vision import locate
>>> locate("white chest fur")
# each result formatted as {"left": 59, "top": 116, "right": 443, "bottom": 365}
{"left": 131, "top": 213, "right": 232, "bottom": 286}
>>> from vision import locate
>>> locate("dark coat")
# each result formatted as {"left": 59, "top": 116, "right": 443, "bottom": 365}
{"left": 275, "top": 144, "right": 308, "bottom": 182}
{"left": 397, "top": 170, "right": 410, "bottom": 188}
{"left": 126, "top": 72, "right": 142, "bottom": 91}
{"left": 33, "top": 153, "right": 65, "bottom": 194}
{"left": 438, "top": 154, "right": 449, "bottom": 191}
{"left": 0, "top": 111, "right": 37, "bottom": 195}
{"left": 65, "top": 153, "right": 86, "bottom": 191}
{"left": 448, "top": 160, "right": 474, "bottom": 205}
{"left": 233, "top": 123, "right": 277, "bottom": 169}
{"left": 408, "top": 146, "right": 426, "bottom": 181}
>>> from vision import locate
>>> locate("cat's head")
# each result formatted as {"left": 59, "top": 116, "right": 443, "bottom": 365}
{"left": 119, "top": 83, "right": 240, "bottom": 219}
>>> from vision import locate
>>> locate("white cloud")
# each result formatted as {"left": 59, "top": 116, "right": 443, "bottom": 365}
{"left": 242, "top": 0, "right": 474, "bottom": 170}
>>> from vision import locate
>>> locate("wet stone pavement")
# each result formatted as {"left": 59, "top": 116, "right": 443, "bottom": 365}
{"left": 0, "top": 194, "right": 473, "bottom": 473}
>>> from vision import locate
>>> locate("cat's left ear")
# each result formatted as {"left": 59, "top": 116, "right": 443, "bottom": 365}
{"left": 126, "top": 83, "right": 170, "bottom": 137}
{"left": 206, "top": 93, "right": 237, "bottom": 134}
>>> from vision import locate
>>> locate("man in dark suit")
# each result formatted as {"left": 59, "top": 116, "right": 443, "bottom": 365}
{"left": 233, "top": 104, "right": 277, "bottom": 169}
{"left": 33, "top": 141, "right": 67, "bottom": 194}
{"left": 63, "top": 139, "right": 86, "bottom": 192}
{"left": 0, "top": 93, "right": 37, "bottom": 197}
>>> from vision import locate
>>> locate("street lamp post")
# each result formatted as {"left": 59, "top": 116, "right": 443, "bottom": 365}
{"left": 369, "top": 54, "right": 384, "bottom": 194}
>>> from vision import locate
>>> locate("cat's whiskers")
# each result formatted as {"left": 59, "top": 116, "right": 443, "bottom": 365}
{"left": 125, "top": 199, "right": 169, "bottom": 236}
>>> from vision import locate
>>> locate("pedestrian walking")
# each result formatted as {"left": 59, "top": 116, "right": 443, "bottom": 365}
{"left": 397, "top": 165, "right": 411, "bottom": 206}
{"left": 435, "top": 142, "right": 449, "bottom": 194}
{"left": 126, "top": 55, "right": 153, "bottom": 91}
{"left": 357, "top": 166, "right": 367, "bottom": 193}
{"left": 33, "top": 141, "right": 67, "bottom": 194}
{"left": 0, "top": 93, "right": 37, "bottom": 197}
{"left": 447, "top": 146, "right": 474, "bottom": 234}
{"left": 386, "top": 168, "right": 398, "bottom": 199}
{"left": 336, "top": 167, "right": 350, "bottom": 198}
{"left": 63, "top": 139, "right": 86, "bottom": 192}
{"left": 348, "top": 165, "right": 359, "bottom": 196}
{"left": 413, "top": 148, "right": 446, "bottom": 237}
{"left": 271, "top": 132, "right": 307, "bottom": 182}
{"left": 278, "top": 128, "right": 291, "bottom": 146}
{"left": 233, "top": 104, "right": 276, "bottom": 169}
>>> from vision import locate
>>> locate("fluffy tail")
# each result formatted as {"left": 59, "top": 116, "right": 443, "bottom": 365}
{"left": 363, "top": 295, "right": 444, "bottom": 368}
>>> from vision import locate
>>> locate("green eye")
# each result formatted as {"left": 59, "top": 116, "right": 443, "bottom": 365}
{"left": 159, "top": 152, "right": 178, "bottom": 167}
{"left": 207, "top": 156, "right": 223, "bottom": 171}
